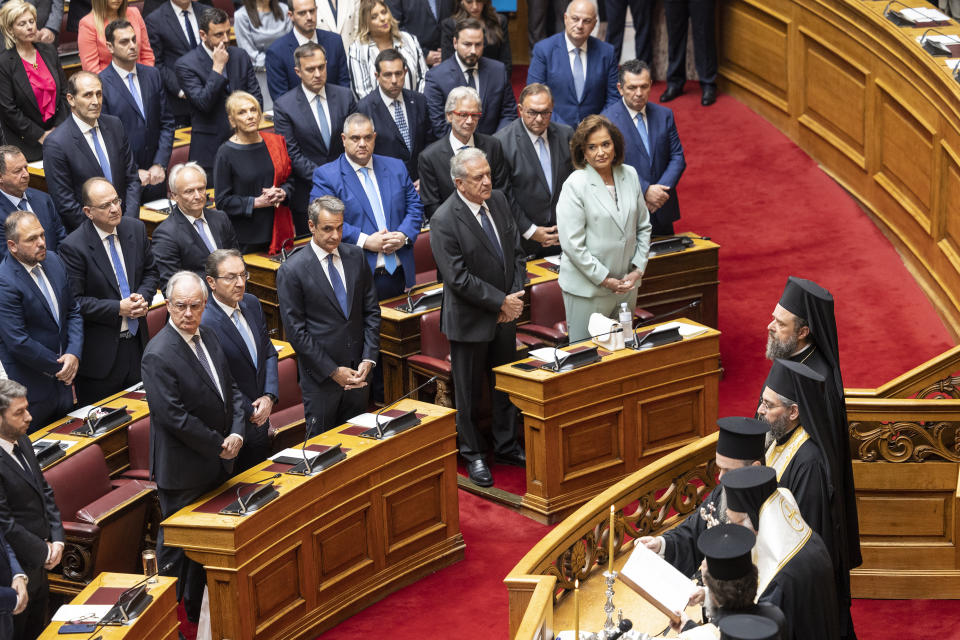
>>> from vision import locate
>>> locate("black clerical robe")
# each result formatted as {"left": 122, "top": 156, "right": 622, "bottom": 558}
{"left": 663, "top": 485, "right": 721, "bottom": 577}
{"left": 681, "top": 603, "right": 786, "bottom": 640}
{"left": 758, "top": 530, "right": 839, "bottom": 640}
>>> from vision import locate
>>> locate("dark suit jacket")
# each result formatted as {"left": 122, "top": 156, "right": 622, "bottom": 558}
{"left": 310, "top": 154, "right": 422, "bottom": 288}
{"left": 140, "top": 323, "right": 246, "bottom": 491}
{"left": 0, "top": 529, "right": 23, "bottom": 632}
{"left": 151, "top": 206, "right": 238, "bottom": 290}
{"left": 144, "top": 0, "right": 213, "bottom": 122}
{"left": 0, "top": 253, "right": 83, "bottom": 419}
{"left": 200, "top": 293, "right": 279, "bottom": 419}
{"left": 423, "top": 54, "right": 516, "bottom": 138}
{"left": 0, "top": 43, "right": 68, "bottom": 162}
{"left": 356, "top": 87, "right": 435, "bottom": 181}
{"left": 276, "top": 241, "right": 379, "bottom": 382}
{"left": 174, "top": 45, "right": 261, "bottom": 170}
{"left": 386, "top": 0, "right": 453, "bottom": 55}
{"left": 430, "top": 189, "right": 525, "bottom": 342}
{"left": 264, "top": 29, "right": 350, "bottom": 102}
{"left": 0, "top": 436, "right": 64, "bottom": 583}
{"left": 58, "top": 218, "right": 159, "bottom": 378}
{"left": 440, "top": 13, "right": 511, "bottom": 73}
{"left": 100, "top": 63, "right": 175, "bottom": 171}
{"left": 42, "top": 113, "right": 141, "bottom": 231}
{"left": 601, "top": 99, "right": 686, "bottom": 228}
{"left": 495, "top": 118, "right": 574, "bottom": 252}
{"left": 0, "top": 188, "right": 66, "bottom": 260}
{"left": 526, "top": 33, "right": 619, "bottom": 127}
{"left": 272, "top": 83, "right": 356, "bottom": 215}
{"left": 417, "top": 133, "right": 509, "bottom": 220}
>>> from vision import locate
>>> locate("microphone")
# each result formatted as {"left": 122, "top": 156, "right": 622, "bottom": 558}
{"left": 401, "top": 282, "right": 437, "bottom": 313}
{"left": 279, "top": 237, "right": 296, "bottom": 262}
{"left": 635, "top": 299, "right": 701, "bottom": 329}
{"left": 235, "top": 473, "right": 281, "bottom": 514}
{"left": 364, "top": 375, "right": 438, "bottom": 440}
{"left": 542, "top": 327, "right": 624, "bottom": 372}
{"left": 301, "top": 417, "right": 317, "bottom": 474}
{"left": 286, "top": 415, "right": 346, "bottom": 475}
{"left": 883, "top": 0, "right": 918, "bottom": 25}
{"left": 95, "top": 561, "right": 174, "bottom": 629}
{"left": 920, "top": 27, "right": 956, "bottom": 55}
{"left": 606, "top": 618, "right": 633, "bottom": 640}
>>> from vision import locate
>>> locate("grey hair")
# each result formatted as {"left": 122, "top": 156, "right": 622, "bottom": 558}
{"left": 308, "top": 195, "right": 345, "bottom": 225}
{"left": 444, "top": 86, "right": 481, "bottom": 115}
{"left": 343, "top": 112, "right": 375, "bottom": 133}
{"left": 205, "top": 248, "right": 244, "bottom": 280}
{"left": 449, "top": 147, "right": 487, "bottom": 182}
{"left": 165, "top": 270, "right": 208, "bottom": 301}
{"left": 168, "top": 162, "right": 207, "bottom": 193}
{"left": 776, "top": 393, "right": 797, "bottom": 409}
{"left": 0, "top": 378, "right": 27, "bottom": 414}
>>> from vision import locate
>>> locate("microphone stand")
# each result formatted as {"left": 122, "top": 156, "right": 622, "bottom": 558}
{"left": 285, "top": 417, "right": 346, "bottom": 475}
{"left": 233, "top": 473, "right": 282, "bottom": 515}
{"left": 920, "top": 27, "right": 957, "bottom": 55}
{"left": 362, "top": 375, "right": 439, "bottom": 440}
{"left": 541, "top": 328, "right": 624, "bottom": 373}
{"left": 627, "top": 300, "right": 701, "bottom": 351}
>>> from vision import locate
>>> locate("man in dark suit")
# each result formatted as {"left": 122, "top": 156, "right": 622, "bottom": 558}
{"left": 144, "top": 0, "right": 213, "bottom": 126}
{"left": 357, "top": 49, "right": 435, "bottom": 183}
{"left": 605, "top": 0, "right": 653, "bottom": 64}
{"left": 526, "top": 0, "right": 619, "bottom": 126}
{"left": 43, "top": 71, "right": 142, "bottom": 232}
{"left": 310, "top": 113, "right": 422, "bottom": 301}
{"left": 273, "top": 42, "right": 356, "bottom": 235}
{"left": 202, "top": 249, "right": 278, "bottom": 471}
{"left": 140, "top": 270, "right": 245, "bottom": 622}
{"left": 602, "top": 60, "right": 686, "bottom": 236}
{"left": 175, "top": 7, "right": 261, "bottom": 175}
{"left": 0, "top": 379, "right": 63, "bottom": 640}
{"left": 495, "top": 83, "right": 573, "bottom": 257}
{"left": 0, "top": 211, "right": 82, "bottom": 430}
{"left": 152, "top": 161, "right": 238, "bottom": 291}
{"left": 423, "top": 17, "right": 516, "bottom": 138}
{"left": 386, "top": 0, "right": 451, "bottom": 63}
{"left": 0, "top": 528, "right": 27, "bottom": 640}
{"left": 418, "top": 86, "right": 509, "bottom": 221}
{"left": 661, "top": 0, "right": 717, "bottom": 105}
{"left": 100, "top": 19, "right": 176, "bottom": 204}
{"left": 277, "top": 196, "right": 379, "bottom": 435}
{"left": 58, "top": 178, "right": 159, "bottom": 405}
{"left": 430, "top": 148, "right": 525, "bottom": 487}
{"left": 265, "top": 0, "right": 350, "bottom": 102}
{"left": 0, "top": 146, "right": 65, "bottom": 261}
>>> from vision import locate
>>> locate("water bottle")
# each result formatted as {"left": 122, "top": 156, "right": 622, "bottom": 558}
{"left": 619, "top": 302, "right": 634, "bottom": 348}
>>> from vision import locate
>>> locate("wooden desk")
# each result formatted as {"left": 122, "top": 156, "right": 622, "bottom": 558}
{"left": 161, "top": 399, "right": 463, "bottom": 640}
{"left": 39, "top": 573, "right": 179, "bottom": 640}
{"left": 30, "top": 340, "right": 296, "bottom": 476}
{"left": 494, "top": 320, "right": 721, "bottom": 523}
{"left": 138, "top": 189, "right": 216, "bottom": 237}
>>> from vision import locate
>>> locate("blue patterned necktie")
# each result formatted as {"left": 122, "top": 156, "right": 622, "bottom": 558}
{"left": 359, "top": 167, "right": 397, "bottom": 273}
{"left": 232, "top": 309, "right": 257, "bottom": 364}
{"left": 479, "top": 206, "right": 503, "bottom": 263}
{"left": 573, "top": 48, "right": 585, "bottom": 101}
{"left": 537, "top": 137, "right": 552, "bottom": 194}
{"left": 18, "top": 197, "right": 30, "bottom": 212}
{"left": 326, "top": 254, "right": 348, "bottom": 315}
{"left": 194, "top": 218, "right": 215, "bottom": 252}
{"left": 182, "top": 9, "right": 197, "bottom": 48}
{"left": 315, "top": 96, "right": 331, "bottom": 148}
{"left": 127, "top": 72, "right": 145, "bottom": 118}
{"left": 32, "top": 265, "right": 59, "bottom": 325}
{"left": 636, "top": 113, "right": 650, "bottom": 155}
{"left": 108, "top": 235, "right": 137, "bottom": 335}
{"left": 89, "top": 127, "right": 113, "bottom": 183}
{"left": 393, "top": 100, "right": 412, "bottom": 150}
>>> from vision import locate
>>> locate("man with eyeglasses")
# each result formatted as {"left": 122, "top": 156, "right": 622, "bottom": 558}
{"left": 495, "top": 83, "right": 573, "bottom": 257}
{"left": 418, "top": 86, "right": 510, "bottom": 221}
{"left": 527, "top": 0, "right": 619, "bottom": 127}
{"left": 201, "top": 249, "right": 278, "bottom": 471}
{"left": 59, "top": 177, "right": 159, "bottom": 405}
{"left": 141, "top": 269, "right": 246, "bottom": 623}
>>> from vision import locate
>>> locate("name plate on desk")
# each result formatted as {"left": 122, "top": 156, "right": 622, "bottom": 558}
{"left": 33, "top": 439, "right": 67, "bottom": 466}
{"left": 350, "top": 409, "right": 423, "bottom": 439}
{"left": 530, "top": 345, "right": 602, "bottom": 372}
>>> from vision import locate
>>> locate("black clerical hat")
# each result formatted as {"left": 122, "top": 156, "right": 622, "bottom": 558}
{"left": 716, "top": 417, "right": 769, "bottom": 462}
{"left": 763, "top": 358, "right": 824, "bottom": 402}
{"left": 697, "top": 524, "right": 756, "bottom": 580}
{"left": 721, "top": 466, "right": 778, "bottom": 527}
{"left": 778, "top": 277, "right": 831, "bottom": 321}
{"left": 719, "top": 614, "right": 779, "bottom": 640}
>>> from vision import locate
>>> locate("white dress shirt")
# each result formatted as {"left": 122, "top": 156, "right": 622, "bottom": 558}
{"left": 302, "top": 84, "right": 332, "bottom": 136}
{"left": 112, "top": 61, "right": 143, "bottom": 115}
{"left": 214, "top": 296, "right": 257, "bottom": 361}
{"left": 521, "top": 121, "right": 551, "bottom": 239}
{"left": 71, "top": 114, "right": 109, "bottom": 167}
{"left": 93, "top": 224, "right": 131, "bottom": 332}
{"left": 454, "top": 52, "right": 480, "bottom": 97}
{"left": 345, "top": 156, "right": 387, "bottom": 268}
{"left": 309, "top": 239, "right": 347, "bottom": 290}
{"left": 16, "top": 257, "right": 59, "bottom": 319}
{"left": 170, "top": 321, "right": 225, "bottom": 401}
{"left": 624, "top": 101, "right": 648, "bottom": 138}
{"left": 565, "top": 33, "right": 587, "bottom": 80}
{"left": 448, "top": 130, "right": 475, "bottom": 153}
{"left": 457, "top": 191, "right": 502, "bottom": 253}
{"left": 180, "top": 209, "right": 218, "bottom": 250}
{"left": 294, "top": 28, "right": 317, "bottom": 45}
{"left": 172, "top": 0, "right": 200, "bottom": 44}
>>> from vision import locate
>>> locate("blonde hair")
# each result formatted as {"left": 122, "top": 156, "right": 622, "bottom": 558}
{"left": 225, "top": 91, "right": 262, "bottom": 129}
{"left": 355, "top": 0, "right": 399, "bottom": 44}
{"left": 91, "top": 0, "right": 129, "bottom": 38}
{"left": 0, "top": 0, "right": 37, "bottom": 49}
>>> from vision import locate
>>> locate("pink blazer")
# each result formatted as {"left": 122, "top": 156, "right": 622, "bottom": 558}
{"left": 77, "top": 6, "right": 155, "bottom": 72}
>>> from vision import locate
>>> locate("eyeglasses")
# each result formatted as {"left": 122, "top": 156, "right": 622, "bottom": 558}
{"left": 214, "top": 272, "right": 250, "bottom": 283}
{"left": 523, "top": 109, "right": 553, "bottom": 119}
{"left": 451, "top": 111, "right": 483, "bottom": 120}
{"left": 90, "top": 197, "right": 121, "bottom": 211}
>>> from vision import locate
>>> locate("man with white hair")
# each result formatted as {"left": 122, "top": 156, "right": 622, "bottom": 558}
{"left": 140, "top": 270, "right": 246, "bottom": 622}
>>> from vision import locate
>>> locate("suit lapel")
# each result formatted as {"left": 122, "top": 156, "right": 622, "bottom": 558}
{"left": 118, "top": 221, "right": 139, "bottom": 291}
{"left": 200, "top": 326, "right": 232, "bottom": 404}
{"left": 453, "top": 197, "right": 501, "bottom": 263}
{"left": 0, "top": 444, "right": 42, "bottom": 497}
{"left": 239, "top": 296, "right": 263, "bottom": 370}
{"left": 585, "top": 165, "right": 623, "bottom": 229}
{"left": 516, "top": 126, "right": 550, "bottom": 193}
{"left": 340, "top": 157, "right": 378, "bottom": 230}
{"left": 296, "top": 89, "right": 326, "bottom": 152}
{"left": 163, "top": 4, "right": 191, "bottom": 51}
{"left": 12, "top": 261, "right": 57, "bottom": 326}
{"left": 645, "top": 107, "right": 659, "bottom": 166}
{"left": 171, "top": 326, "right": 223, "bottom": 401}
{"left": 10, "top": 57, "right": 40, "bottom": 121}
{"left": 547, "top": 125, "right": 565, "bottom": 191}
{"left": 403, "top": 92, "right": 419, "bottom": 145}
{"left": 306, "top": 248, "right": 347, "bottom": 318}
{"left": 372, "top": 158, "right": 393, "bottom": 227}
{"left": 70, "top": 120, "right": 100, "bottom": 168}
{"left": 211, "top": 300, "right": 256, "bottom": 369}
{"left": 104, "top": 65, "right": 145, "bottom": 122}
{"left": 175, "top": 207, "right": 212, "bottom": 254}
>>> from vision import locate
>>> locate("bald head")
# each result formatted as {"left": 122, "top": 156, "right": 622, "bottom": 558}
{"left": 564, "top": 0, "right": 597, "bottom": 47}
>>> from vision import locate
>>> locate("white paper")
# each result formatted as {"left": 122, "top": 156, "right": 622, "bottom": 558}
{"left": 51, "top": 604, "right": 113, "bottom": 622}
{"left": 68, "top": 405, "right": 95, "bottom": 419}
{"left": 274, "top": 343, "right": 284, "bottom": 354}
{"left": 142, "top": 198, "right": 173, "bottom": 211}
{"left": 544, "top": 254, "right": 561, "bottom": 266}
{"left": 27, "top": 160, "right": 43, "bottom": 170}
{"left": 269, "top": 447, "right": 319, "bottom": 462}
{"left": 124, "top": 382, "right": 145, "bottom": 393}
{"left": 417, "top": 286, "right": 443, "bottom": 298}
{"left": 346, "top": 412, "right": 404, "bottom": 428}
{"left": 917, "top": 6, "right": 951, "bottom": 19}
{"left": 528, "top": 347, "right": 569, "bottom": 363}
{"left": 151, "top": 291, "right": 165, "bottom": 306}
{"left": 900, "top": 7, "right": 932, "bottom": 21}
{"left": 917, "top": 34, "right": 960, "bottom": 45}
{"left": 619, "top": 544, "right": 700, "bottom": 617}
{"left": 651, "top": 321, "right": 708, "bottom": 338}
{"left": 263, "top": 110, "right": 274, "bottom": 120}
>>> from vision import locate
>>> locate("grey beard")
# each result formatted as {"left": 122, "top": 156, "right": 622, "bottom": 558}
{"left": 765, "top": 331, "right": 798, "bottom": 360}
{"left": 767, "top": 412, "right": 795, "bottom": 442}
{"left": 705, "top": 596, "right": 718, "bottom": 622}
{"left": 716, "top": 490, "right": 729, "bottom": 524}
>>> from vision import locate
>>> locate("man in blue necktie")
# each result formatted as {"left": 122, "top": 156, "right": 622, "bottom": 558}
{"left": 58, "top": 178, "right": 159, "bottom": 404}
{"left": 277, "top": 196, "right": 380, "bottom": 435}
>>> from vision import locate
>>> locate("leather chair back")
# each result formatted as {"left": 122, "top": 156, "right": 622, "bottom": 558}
{"left": 125, "top": 417, "right": 151, "bottom": 479}
{"left": 414, "top": 231, "right": 437, "bottom": 284}
{"left": 44, "top": 445, "right": 113, "bottom": 521}
{"left": 276, "top": 357, "right": 301, "bottom": 411}
{"left": 530, "top": 280, "right": 565, "bottom": 329}
{"left": 419, "top": 310, "right": 449, "bottom": 360}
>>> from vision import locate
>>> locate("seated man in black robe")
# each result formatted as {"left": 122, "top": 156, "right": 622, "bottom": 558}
{"left": 637, "top": 416, "right": 769, "bottom": 577}
{"left": 722, "top": 466, "right": 839, "bottom": 640}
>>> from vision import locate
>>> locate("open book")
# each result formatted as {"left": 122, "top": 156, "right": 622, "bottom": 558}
{"left": 616, "top": 544, "right": 701, "bottom": 624}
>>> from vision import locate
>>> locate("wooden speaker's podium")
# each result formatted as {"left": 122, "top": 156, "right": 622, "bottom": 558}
{"left": 494, "top": 320, "right": 721, "bottom": 524}
{"left": 160, "top": 400, "right": 462, "bottom": 640}
{"left": 39, "top": 573, "right": 179, "bottom": 639}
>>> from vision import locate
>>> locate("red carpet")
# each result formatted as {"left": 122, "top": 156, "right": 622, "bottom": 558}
{"left": 175, "top": 78, "right": 956, "bottom": 638}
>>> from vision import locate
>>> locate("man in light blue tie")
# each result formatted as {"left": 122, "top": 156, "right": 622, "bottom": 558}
{"left": 58, "top": 178, "right": 159, "bottom": 404}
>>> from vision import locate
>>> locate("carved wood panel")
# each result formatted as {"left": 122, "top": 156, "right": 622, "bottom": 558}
{"left": 719, "top": 0, "right": 790, "bottom": 112}
{"left": 560, "top": 407, "right": 623, "bottom": 480}
{"left": 383, "top": 471, "right": 448, "bottom": 564}
{"left": 637, "top": 386, "right": 703, "bottom": 459}
{"left": 248, "top": 545, "right": 306, "bottom": 633}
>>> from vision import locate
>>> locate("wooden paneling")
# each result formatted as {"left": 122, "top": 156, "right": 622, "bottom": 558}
{"left": 637, "top": 386, "right": 703, "bottom": 458}
{"left": 719, "top": 1, "right": 791, "bottom": 113}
